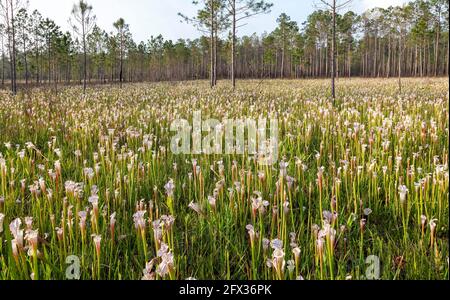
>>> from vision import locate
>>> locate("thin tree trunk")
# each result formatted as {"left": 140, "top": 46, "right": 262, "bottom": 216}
{"left": 214, "top": 17, "right": 218, "bottom": 86}
{"left": 82, "top": 15, "right": 87, "bottom": 93}
{"left": 35, "top": 32, "right": 40, "bottom": 84}
{"left": 434, "top": 9, "right": 441, "bottom": 76}
{"left": 6, "top": 0, "right": 17, "bottom": 94}
{"left": 23, "top": 31, "right": 28, "bottom": 85}
{"left": 348, "top": 43, "right": 351, "bottom": 77}
{"left": 231, "top": 0, "right": 236, "bottom": 89}
{"left": 11, "top": 2, "right": 17, "bottom": 94}
{"left": 398, "top": 32, "right": 402, "bottom": 93}
{"left": 373, "top": 30, "right": 377, "bottom": 77}
{"left": 1, "top": 34, "right": 4, "bottom": 86}
{"left": 48, "top": 37, "right": 51, "bottom": 84}
{"left": 414, "top": 44, "right": 418, "bottom": 77}
{"left": 447, "top": 36, "right": 449, "bottom": 76}
{"left": 331, "top": 0, "right": 336, "bottom": 102}
{"left": 210, "top": 0, "right": 214, "bottom": 88}
{"left": 387, "top": 34, "right": 391, "bottom": 78}
{"left": 119, "top": 32, "right": 123, "bottom": 88}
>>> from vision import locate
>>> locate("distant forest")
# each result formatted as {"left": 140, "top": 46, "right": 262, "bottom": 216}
{"left": 0, "top": 0, "right": 448, "bottom": 93}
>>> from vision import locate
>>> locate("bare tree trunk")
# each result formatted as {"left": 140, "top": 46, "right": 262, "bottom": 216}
{"left": 427, "top": 39, "right": 431, "bottom": 76}
{"left": 35, "top": 32, "right": 40, "bottom": 84}
{"left": 210, "top": 0, "right": 214, "bottom": 88}
{"left": 11, "top": 2, "right": 17, "bottom": 94}
{"left": 331, "top": 0, "right": 336, "bottom": 102}
{"left": 414, "top": 45, "right": 417, "bottom": 77}
{"left": 1, "top": 33, "right": 4, "bottom": 86}
{"left": 319, "top": 47, "right": 322, "bottom": 77}
{"left": 419, "top": 42, "right": 422, "bottom": 76}
{"left": 23, "top": 29, "right": 28, "bottom": 85}
{"left": 434, "top": 10, "right": 440, "bottom": 77}
{"left": 1, "top": 53, "right": 4, "bottom": 87}
{"left": 373, "top": 30, "right": 377, "bottom": 77}
{"left": 381, "top": 40, "right": 385, "bottom": 76}
{"left": 119, "top": 33, "right": 123, "bottom": 88}
{"left": 119, "top": 54, "right": 123, "bottom": 88}
{"left": 83, "top": 42, "right": 87, "bottom": 91}
{"left": 387, "top": 34, "right": 391, "bottom": 78}
{"left": 348, "top": 43, "right": 351, "bottom": 77}
{"left": 280, "top": 23, "right": 285, "bottom": 79}
{"left": 82, "top": 15, "right": 87, "bottom": 93}
{"left": 214, "top": 17, "right": 218, "bottom": 86}
{"left": 398, "top": 33, "right": 402, "bottom": 94}
{"left": 447, "top": 36, "right": 449, "bottom": 76}
{"left": 47, "top": 37, "right": 51, "bottom": 84}
{"left": 231, "top": 0, "right": 236, "bottom": 89}
{"left": 5, "top": 0, "right": 18, "bottom": 94}
{"left": 336, "top": 41, "right": 339, "bottom": 79}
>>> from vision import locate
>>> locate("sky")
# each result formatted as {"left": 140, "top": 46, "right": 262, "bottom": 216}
{"left": 28, "top": 0, "right": 410, "bottom": 43}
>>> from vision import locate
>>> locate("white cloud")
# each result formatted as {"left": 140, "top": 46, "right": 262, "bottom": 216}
{"left": 362, "top": 0, "right": 409, "bottom": 9}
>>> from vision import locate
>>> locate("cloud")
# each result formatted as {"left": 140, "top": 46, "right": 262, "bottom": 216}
{"left": 362, "top": 0, "right": 409, "bottom": 9}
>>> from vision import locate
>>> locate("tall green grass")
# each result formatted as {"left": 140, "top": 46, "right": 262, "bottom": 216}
{"left": 0, "top": 78, "right": 448, "bottom": 280}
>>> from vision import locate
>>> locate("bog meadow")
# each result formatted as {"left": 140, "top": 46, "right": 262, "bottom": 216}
{"left": 0, "top": 0, "right": 448, "bottom": 280}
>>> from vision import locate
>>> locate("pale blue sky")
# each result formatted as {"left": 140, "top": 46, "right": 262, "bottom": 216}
{"left": 28, "top": 0, "right": 409, "bottom": 43}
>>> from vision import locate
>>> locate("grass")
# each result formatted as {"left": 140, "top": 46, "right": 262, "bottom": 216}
{"left": 0, "top": 78, "right": 448, "bottom": 280}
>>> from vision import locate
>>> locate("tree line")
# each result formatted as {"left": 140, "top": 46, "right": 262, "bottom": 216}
{"left": 0, "top": 0, "right": 448, "bottom": 94}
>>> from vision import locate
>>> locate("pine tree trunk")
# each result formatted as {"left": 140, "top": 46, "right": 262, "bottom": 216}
{"left": 10, "top": 1, "right": 17, "bottom": 94}
{"left": 214, "top": 19, "right": 218, "bottom": 86}
{"left": 210, "top": 0, "right": 214, "bottom": 88}
{"left": 348, "top": 45, "right": 351, "bottom": 78}
{"left": 23, "top": 33, "right": 28, "bottom": 85}
{"left": 398, "top": 32, "right": 402, "bottom": 94}
{"left": 1, "top": 34, "right": 4, "bottom": 86}
{"left": 231, "top": 0, "right": 236, "bottom": 90}
{"left": 82, "top": 15, "right": 87, "bottom": 93}
{"left": 120, "top": 33, "right": 123, "bottom": 88}
{"left": 387, "top": 34, "right": 391, "bottom": 78}
{"left": 331, "top": 0, "right": 336, "bottom": 102}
